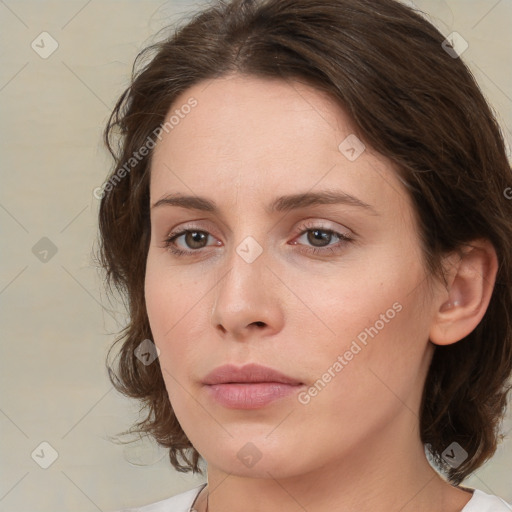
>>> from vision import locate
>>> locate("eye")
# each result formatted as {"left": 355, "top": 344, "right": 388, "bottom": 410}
{"left": 162, "top": 229, "right": 218, "bottom": 256}
{"left": 161, "top": 221, "right": 355, "bottom": 257}
{"left": 290, "top": 221, "right": 354, "bottom": 256}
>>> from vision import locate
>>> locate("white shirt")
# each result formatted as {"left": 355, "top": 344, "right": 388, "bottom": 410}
{"left": 116, "top": 483, "right": 512, "bottom": 512}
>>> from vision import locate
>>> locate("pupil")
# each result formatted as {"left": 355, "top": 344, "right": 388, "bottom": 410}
{"left": 188, "top": 231, "right": 206, "bottom": 248}
{"left": 309, "top": 229, "right": 330, "bottom": 247}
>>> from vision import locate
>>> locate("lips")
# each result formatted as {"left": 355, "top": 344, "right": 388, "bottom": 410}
{"left": 202, "top": 363, "right": 303, "bottom": 386}
{"left": 202, "top": 364, "right": 303, "bottom": 409}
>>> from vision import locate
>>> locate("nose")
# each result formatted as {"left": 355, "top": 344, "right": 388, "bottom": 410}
{"left": 210, "top": 237, "right": 285, "bottom": 341}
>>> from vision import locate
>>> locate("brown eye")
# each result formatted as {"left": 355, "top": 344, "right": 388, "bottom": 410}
{"left": 182, "top": 231, "right": 209, "bottom": 249}
{"left": 163, "top": 229, "right": 215, "bottom": 256}
{"left": 306, "top": 229, "right": 335, "bottom": 247}
{"left": 290, "top": 221, "right": 356, "bottom": 257}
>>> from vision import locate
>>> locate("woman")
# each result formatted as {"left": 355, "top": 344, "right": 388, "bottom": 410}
{"left": 97, "top": 0, "right": 512, "bottom": 510}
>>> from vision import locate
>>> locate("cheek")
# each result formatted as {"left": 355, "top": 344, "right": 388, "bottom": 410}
{"left": 145, "top": 256, "right": 199, "bottom": 338}
{"left": 144, "top": 257, "right": 212, "bottom": 380}
{"left": 290, "top": 256, "right": 431, "bottom": 405}
{"left": 291, "top": 297, "right": 430, "bottom": 460}
{"left": 290, "top": 247, "right": 426, "bottom": 349}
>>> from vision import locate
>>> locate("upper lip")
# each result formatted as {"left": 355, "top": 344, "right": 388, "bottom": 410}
{"left": 202, "top": 363, "right": 302, "bottom": 385}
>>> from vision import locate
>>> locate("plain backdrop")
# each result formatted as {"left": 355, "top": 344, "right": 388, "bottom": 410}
{"left": 0, "top": 1, "right": 511, "bottom": 511}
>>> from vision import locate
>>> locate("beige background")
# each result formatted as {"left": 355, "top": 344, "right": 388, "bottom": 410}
{"left": 0, "top": 1, "right": 511, "bottom": 511}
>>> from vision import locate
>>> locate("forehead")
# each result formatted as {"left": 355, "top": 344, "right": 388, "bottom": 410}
{"left": 153, "top": 74, "right": 352, "bottom": 165}
{"left": 149, "top": 74, "right": 411, "bottom": 222}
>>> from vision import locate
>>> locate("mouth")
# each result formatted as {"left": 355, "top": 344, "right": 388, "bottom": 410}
{"left": 202, "top": 363, "right": 304, "bottom": 409}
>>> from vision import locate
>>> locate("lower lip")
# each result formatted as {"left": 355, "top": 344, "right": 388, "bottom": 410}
{"left": 205, "top": 382, "right": 303, "bottom": 409}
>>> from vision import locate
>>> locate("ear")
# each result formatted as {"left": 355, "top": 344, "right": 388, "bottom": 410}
{"left": 429, "top": 239, "right": 498, "bottom": 346}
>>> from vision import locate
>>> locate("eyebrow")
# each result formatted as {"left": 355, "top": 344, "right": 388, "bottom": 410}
{"left": 151, "top": 190, "right": 379, "bottom": 216}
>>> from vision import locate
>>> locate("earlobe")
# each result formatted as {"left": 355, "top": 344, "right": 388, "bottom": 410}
{"left": 429, "top": 239, "right": 498, "bottom": 346}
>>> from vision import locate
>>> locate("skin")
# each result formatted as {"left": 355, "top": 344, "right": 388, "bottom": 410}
{"left": 145, "top": 73, "right": 498, "bottom": 512}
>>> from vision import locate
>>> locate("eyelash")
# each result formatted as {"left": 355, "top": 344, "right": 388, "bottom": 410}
{"left": 161, "top": 221, "right": 354, "bottom": 258}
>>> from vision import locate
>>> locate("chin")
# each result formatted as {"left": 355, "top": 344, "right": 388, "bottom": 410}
{"left": 198, "top": 435, "right": 310, "bottom": 479}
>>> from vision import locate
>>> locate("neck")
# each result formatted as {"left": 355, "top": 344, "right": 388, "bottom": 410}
{"left": 195, "top": 412, "right": 472, "bottom": 512}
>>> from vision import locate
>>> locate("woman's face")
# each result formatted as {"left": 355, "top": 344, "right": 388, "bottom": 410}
{"left": 145, "top": 74, "right": 439, "bottom": 478}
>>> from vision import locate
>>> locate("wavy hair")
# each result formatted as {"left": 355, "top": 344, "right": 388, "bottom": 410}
{"left": 96, "top": 0, "right": 512, "bottom": 485}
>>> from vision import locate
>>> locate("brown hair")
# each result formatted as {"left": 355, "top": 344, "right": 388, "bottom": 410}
{"left": 96, "top": 0, "right": 512, "bottom": 485}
